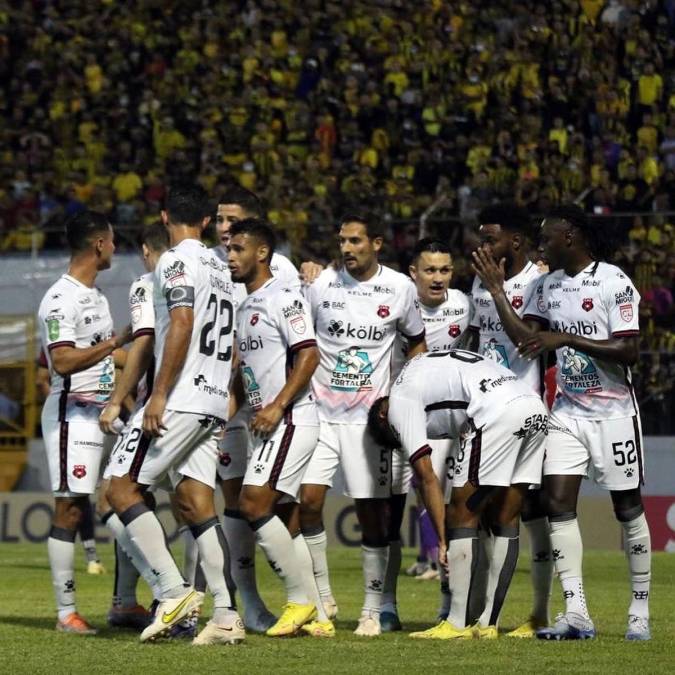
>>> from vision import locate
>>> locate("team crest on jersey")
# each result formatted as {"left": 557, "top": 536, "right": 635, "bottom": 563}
{"left": 482, "top": 338, "right": 509, "bottom": 368}
{"left": 290, "top": 315, "right": 307, "bottom": 334}
{"left": 620, "top": 304, "right": 633, "bottom": 322}
{"left": 250, "top": 313, "right": 259, "bottom": 326}
{"left": 581, "top": 298, "right": 594, "bottom": 312}
{"left": 448, "top": 324, "right": 461, "bottom": 338}
{"left": 377, "top": 305, "right": 390, "bottom": 318}
{"left": 560, "top": 348, "right": 601, "bottom": 393}
{"left": 72, "top": 465, "right": 87, "bottom": 479}
{"left": 511, "top": 295, "right": 523, "bottom": 309}
{"left": 331, "top": 347, "right": 373, "bottom": 391}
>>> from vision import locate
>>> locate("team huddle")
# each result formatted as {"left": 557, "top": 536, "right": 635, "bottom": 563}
{"left": 37, "top": 184, "right": 651, "bottom": 645}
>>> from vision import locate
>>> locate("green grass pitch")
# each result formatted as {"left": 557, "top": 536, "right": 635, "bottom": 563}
{"left": 1, "top": 544, "right": 673, "bottom": 673}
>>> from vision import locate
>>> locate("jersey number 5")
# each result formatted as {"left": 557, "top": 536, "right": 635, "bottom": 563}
{"left": 200, "top": 293, "right": 233, "bottom": 362}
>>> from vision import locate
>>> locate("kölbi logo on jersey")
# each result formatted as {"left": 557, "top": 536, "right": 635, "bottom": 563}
{"left": 327, "top": 318, "right": 385, "bottom": 341}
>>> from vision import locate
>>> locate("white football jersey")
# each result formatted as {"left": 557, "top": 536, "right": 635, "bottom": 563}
{"left": 236, "top": 277, "right": 318, "bottom": 425}
{"left": 306, "top": 265, "right": 425, "bottom": 424}
{"left": 128, "top": 273, "right": 155, "bottom": 407}
{"left": 154, "top": 239, "right": 235, "bottom": 419}
{"left": 38, "top": 274, "right": 115, "bottom": 405}
{"left": 470, "top": 261, "right": 542, "bottom": 392}
{"left": 523, "top": 261, "right": 641, "bottom": 420}
{"left": 389, "top": 350, "right": 542, "bottom": 463}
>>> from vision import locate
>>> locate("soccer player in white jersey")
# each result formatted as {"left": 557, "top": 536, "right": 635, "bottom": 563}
{"left": 476, "top": 204, "right": 651, "bottom": 641}
{"left": 368, "top": 350, "right": 548, "bottom": 640}
{"left": 300, "top": 210, "right": 427, "bottom": 636}
{"left": 228, "top": 218, "right": 336, "bottom": 637}
{"left": 383, "top": 238, "right": 473, "bottom": 631}
{"left": 469, "top": 202, "right": 553, "bottom": 638}
{"left": 38, "top": 210, "right": 132, "bottom": 634}
{"left": 107, "top": 184, "right": 244, "bottom": 646}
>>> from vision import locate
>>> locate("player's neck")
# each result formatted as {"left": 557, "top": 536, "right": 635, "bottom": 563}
{"left": 563, "top": 253, "right": 594, "bottom": 277}
{"left": 246, "top": 268, "right": 273, "bottom": 294}
{"left": 67, "top": 258, "right": 98, "bottom": 288}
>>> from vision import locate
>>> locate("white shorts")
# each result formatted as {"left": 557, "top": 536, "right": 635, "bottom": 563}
{"left": 544, "top": 412, "right": 644, "bottom": 490}
{"left": 302, "top": 421, "right": 392, "bottom": 499}
{"left": 216, "top": 423, "right": 249, "bottom": 481}
{"left": 42, "top": 395, "right": 105, "bottom": 497}
{"left": 453, "top": 396, "right": 548, "bottom": 488}
{"left": 391, "top": 438, "right": 455, "bottom": 501}
{"left": 244, "top": 424, "right": 319, "bottom": 499}
{"left": 107, "top": 407, "right": 222, "bottom": 489}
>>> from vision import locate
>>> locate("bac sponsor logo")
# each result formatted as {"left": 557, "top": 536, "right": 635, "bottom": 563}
{"left": 561, "top": 348, "right": 601, "bottom": 393}
{"left": 554, "top": 320, "right": 598, "bottom": 336}
{"left": 326, "top": 319, "right": 385, "bottom": 341}
{"left": 331, "top": 347, "right": 374, "bottom": 391}
{"left": 377, "top": 305, "right": 390, "bottom": 318}
{"left": 582, "top": 298, "right": 594, "bottom": 312}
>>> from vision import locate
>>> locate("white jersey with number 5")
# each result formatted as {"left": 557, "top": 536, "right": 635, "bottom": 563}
{"left": 523, "top": 261, "right": 640, "bottom": 420}
{"left": 306, "top": 265, "right": 425, "bottom": 424}
{"left": 154, "top": 239, "right": 235, "bottom": 419}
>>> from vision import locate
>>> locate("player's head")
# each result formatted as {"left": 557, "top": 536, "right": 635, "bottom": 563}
{"left": 539, "top": 203, "right": 607, "bottom": 270}
{"left": 162, "top": 183, "right": 212, "bottom": 231}
{"left": 64, "top": 210, "right": 115, "bottom": 270}
{"left": 228, "top": 217, "right": 276, "bottom": 284}
{"left": 216, "top": 185, "right": 264, "bottom": 248}
{"left": 139, "top": 220, "right": 170, "bottom": 273}
{"left": 409, "top": 238, "right": 453, "bottom": 306}
{"left": 478, "top": 202, "right": 533, "bottom": 265}
{"left": 338, "top": 209, "right": 384, "bottom": 278}
{"left": 367, "top": 397, "right": 401, "bottom": 449}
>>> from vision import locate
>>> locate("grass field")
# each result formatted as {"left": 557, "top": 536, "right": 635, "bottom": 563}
{"left": 1, "top": 544, "right": 673, "bottom": 674}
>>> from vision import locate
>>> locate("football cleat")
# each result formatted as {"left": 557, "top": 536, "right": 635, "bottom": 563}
{"left": 322, "top": 597, "right": 338, "bottom": 620}
{"left": 354, "top": 611, "right": 381, "bottom": 637}
{"left": 473, "top": 623, "right": 498, "bottom": 640}
{"left": 86, "top": 561, "right": 107, "bottom": 575}
{"left": 380, "top": 611, "right": 402, "bottom": 632}
{"left": 192, "top": 616, "right": 245, "bottom": 646}
{"left": 140, "top": 587, "right": 202, "bottom": 642}
{"left": 56, "top": 612, "right": 97, "bottom": 635}
{"left": 266, "top": 603, "right": 316, "bottom": 637}
{"left": 625, "top": 615, "right": 651, "bottom": 641}
{"left": 300, "top": 620, "right": 336, "bottom": 638}
{"left": 506, "top": 617, "right": 548, "bottom": 638}
{"left": 107, "top": 604, "right": 152, "bottom": 630}
{"left": 406, "top": 559, "right": 429, "bottom": 577}
{"left": 410, "top": 620, "right": 474, "bottom": 640}
{"left": 243, "top": 606, "right": 277, "bottom": 633}
{"left": 536, "top": 612, "right": 596, "bottom": 641}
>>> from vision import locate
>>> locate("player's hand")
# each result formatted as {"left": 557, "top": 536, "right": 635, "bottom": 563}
{"left": 438, "top": 541, "right": 448, "bottom": 573}
{"left": 471, "top": 247, "right": 506, "bottom": 296}
{"left": 114, "top": 324, "right": 133, "bottom": 349}
{"left": 250, "top": 401, "right": 284, "bottom": 438}
{"left": 143, "top": 393, "right": 168, "bottom": 437}
{"left": 518, "top": 332, "right": 565, "bottom": 360}
{"left": 299, "top": 261, "right": 324, "bottom": 285}
{"left": 99, "top": 401, "right": 121, "bottom": 434}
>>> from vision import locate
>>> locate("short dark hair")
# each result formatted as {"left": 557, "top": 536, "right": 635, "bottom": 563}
{"left": 339, "top": 209, "right": 385, "bottom": 240}
{"left": 65, "top": 210, "right": 110, "bottom": 253}
{"left": 165, "top": 184, "right": 211, "bottom": 226}
{"left": 367, "top": 397, "right": 401, "bottom": 449}
{"left": 411, "top": 237, "right": 451, "bottom": 264}
{"left": 140, "top": 221, "right": 169, "bottom": 252}
{"left": 478, "top": 202, "right": 533, "bottom": 238}
{"left": 546, "top": 202, "right": 610, "bottom": 260}
{"left": 230, "top": 218, "right": 276, "bottom": 263}
{"left": 218, "top": 185, "right": 264, "bottom": 218}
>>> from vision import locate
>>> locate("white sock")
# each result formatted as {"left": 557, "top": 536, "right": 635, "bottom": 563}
{"left": 104, "top": 511, "right": 160, "bottom": 599}
{"left": 447, "top": 529, "right": 478, "bottom": 629}
{"left": 121, "top": 504, "right": 185, "bottom": 598}
{"left": 113, "top": 541, "right": 139, "bottom": 608}
{"left": 82, "top": 538, "right": 99, "bottom": 564}
{"left": 622, "top": 512, "right": 651, "bottom": 619}
{"left": 303, "top": 527, "right": 334, "bottom": 600}
{"left": 191, "top": 517, "right": 236, "bottom": 614}
{"left": 381, "top": 539, "right": 401, "bottom": 615}
{"left": 478, "top": 529, "right": 519, "bottom": 628}
{"left": 293, "top": 533, "right": 329, "bottom": 621}
{"left": 253, "top": 515, "right": 308, "bottom": 604}
{"left": 223, "top": 509, "right": 267, "bottom": 614}
{"left": 524, "top": 517, "right": 553, "bottom": 624}
{"left": 550, "top": 517, "right": 590, "bottom": 619}
{"left": 48, "top": 526, "right": 77, "bottom": 621}
{"left": 362, "top": 544, "right": 388, "bottom": 615}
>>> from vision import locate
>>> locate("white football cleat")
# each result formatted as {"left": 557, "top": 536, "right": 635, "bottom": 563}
{"left": 139, "top": 587, "right": 202, "bottom": 642}
{"left": 354, "top": 611, "right": 381, "bottom": 637}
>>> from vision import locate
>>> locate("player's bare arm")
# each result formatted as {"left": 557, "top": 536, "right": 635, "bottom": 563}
{"left": 50, "top": 325, "right": 132, "bottom": 376}
{"left": 472, "top": 246, "right": 540, "bottom": 344}
{"left": 143, "top": 306, "right": 193, "bottom": 437}
{"left": 100, "top": 334, "right": 154, "bottom": 434}
{"left": 250, "top": 344, "right": 320, "bottom": 437}
{"left": 519, "top": 333, "right": 639, "bottom": 365}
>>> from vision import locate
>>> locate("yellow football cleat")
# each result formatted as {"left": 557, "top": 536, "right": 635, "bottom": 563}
{"left": 87, "top": 561, "right": 107, "bottom": 575}
{"left": 473, "top": 623, "right": 498, "bottom": 639}
{"left": 300, "top": 620, "right": 336, "bottom": 638}
{"left": 410, "top": 620, "right": 475, "bottom": 640}
{"left": 266, "top": 603, "right": 316, "bottom": 637}
{"left": 506, "top": 618, "right": 547, "bottom": 638}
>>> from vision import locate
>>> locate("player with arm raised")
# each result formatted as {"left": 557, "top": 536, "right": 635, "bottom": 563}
{"left": 107, "top": 184, "right": 244, "bottom": 646}
{"left": 300, "top": 210, "right": 428, "bottom": 637}
{"left": 38, "top": 210, "right": 132, "bottom": 634}
{"left": 474, "top": 203, "right": 651, "bottom": 641}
